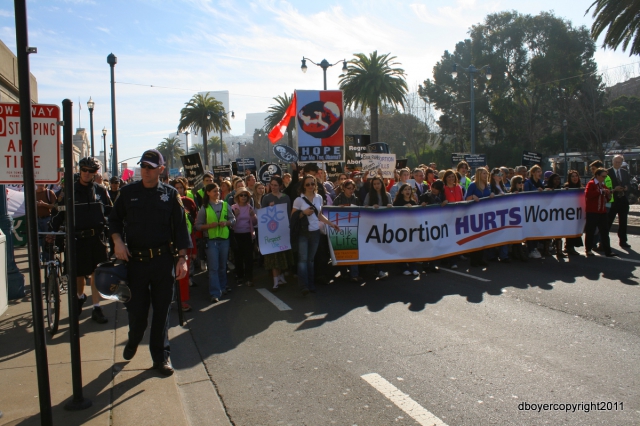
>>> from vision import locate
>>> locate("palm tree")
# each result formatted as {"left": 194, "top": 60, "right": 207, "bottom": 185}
{"left": 157, "top": 136, "right": 184, "bottom": 170}
{"left": 587, "top": 0, "right": 640, "bottom": 56}
{"left": 207, "top": 136, "right": 228, "bottom": 166}
{"left": 177, "top": 93, "right": 230, "bottom": 168}
{"left": 265, "top": 93, "right": 295, "bottom": 147}
{"left": 339, "top": 51, "right": 408, "bottom": 143}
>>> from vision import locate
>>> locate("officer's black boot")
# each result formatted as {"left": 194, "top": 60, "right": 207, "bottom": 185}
{"left": 91, "top": 306, "right": 108, "bottom": 324}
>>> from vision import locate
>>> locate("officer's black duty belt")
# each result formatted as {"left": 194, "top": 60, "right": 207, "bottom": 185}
{"left": 75, "top": 228, "right": 103, "bottom": 239}
{"left": 130, "top": 245, "right": 171, "bottom": 262}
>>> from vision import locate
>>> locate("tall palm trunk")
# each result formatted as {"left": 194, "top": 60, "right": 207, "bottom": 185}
{"left": 370, "top": 104, "right": 379, "bottom": 143}
{"left": 287, "top": 128, "right": 293, "bottom": 148}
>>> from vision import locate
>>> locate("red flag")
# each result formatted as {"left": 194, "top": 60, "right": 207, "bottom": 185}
{"left": 268, "top": 93, "right": 296, "bottom": 144}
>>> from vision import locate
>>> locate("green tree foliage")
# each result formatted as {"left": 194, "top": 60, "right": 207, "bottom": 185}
{"left": 157, "top": 136, "right": 184, "bottom": 170}
{"left": 420, "top": 11, "right": 603, "bottom": 164}
{"left": 339, "top": 51, "right": 408, "bottom": 143}
{"left": 177, "top": 93, "right": 230, "bottom": 168}
{"left": 588, "top": 0, "right": 640, "bottom": 56}
{"left": 265, "top": 93, "right": 295, "bottom": 147}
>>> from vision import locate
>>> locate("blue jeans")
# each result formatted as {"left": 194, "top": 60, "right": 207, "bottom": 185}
{"left": 297, "top": 231, "right": 321, "bottom": 290}
{"left": 38, "top": 216, "right": 51, "bottom": 262}
{"left": 488, "top": 245, "right": 509, "bottom": 260}
{"left": 206, "top": 238, "right": 229, "bottom": 298}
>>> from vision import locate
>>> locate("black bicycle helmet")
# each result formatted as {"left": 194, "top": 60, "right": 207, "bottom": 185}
{"left": 94, "top": 261, "right": 131, "bottom": 302}
{"left": 79, "top": 157, "right": 100, "bottom": 171}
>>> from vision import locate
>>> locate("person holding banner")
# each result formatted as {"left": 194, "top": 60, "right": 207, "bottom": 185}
{"left": 442, "top": 170, "right": 464, "bottom": 203}
{"left": 363, "top": 177, "right": 392, "bottom": 208}
{"left": 465, "top": 168, "right": 494, "bottom": 267}
{"left": 262, "top": 177, "right": 294, "bottom": 291}
{"left": 457, "top": 161, "right": 471, "bottom": 193}
{"left": 291, "top": 175, "right": 340, "bottom": 295}
{"left": 195, "top": 183, "right": 236, "bottom": 303}
{"left": 332, "top": 180, "right": 363, "bottom": 282}
{"left": 487, "top": 169, "right": 511, "bottom": 263}
{"left": 393, "top": 184, "right": 421, "bottom": 276}
{"left": 584, "top": 169, "right": 616, "bottom": 258}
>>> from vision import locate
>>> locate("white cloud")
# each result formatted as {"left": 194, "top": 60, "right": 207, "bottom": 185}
{"left": 0, "top": 9, "right": 13, "bottom": 18}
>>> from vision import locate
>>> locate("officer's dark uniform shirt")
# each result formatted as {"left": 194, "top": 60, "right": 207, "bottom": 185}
{"left": 51, "top": 181, "right": 111, "bottom": 232}
{"left": 109, "top": 180, "right": 191, "bottom": 251}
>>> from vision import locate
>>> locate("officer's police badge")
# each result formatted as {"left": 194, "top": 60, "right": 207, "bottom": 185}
{"left": 160, "top": 193, "right": 170, "bottom": 202}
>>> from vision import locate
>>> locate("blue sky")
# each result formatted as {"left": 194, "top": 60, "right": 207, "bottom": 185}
{"left": 1, "top": 0, "right": 638, "bottom": 163}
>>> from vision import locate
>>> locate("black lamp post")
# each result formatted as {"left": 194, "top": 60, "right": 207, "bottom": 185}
{"left": 102, "top": 127, "right": 108, "bottom": 174}
{"left": 110, "top": 144, "right": 115, "bottom": 177}
{"left": 217, "top": 110, "right": 234, "bottom": 166}
{"left": 451, "top": 63, "right": 492, "bottom": 154}
{"left": 203, "top": 111, "right": 211, "bottom": 169}
{"left": 87, "top": 97, "right": 95, "bottom": 157}
{"left": 301, "top": 57, "right": 348, "bottom": 90}
{"left": 177, "top": 130, "right": 190, "bottom": 155}
{"left": 107, "top": 53, "right": 118, "bottom": 174}
{"left": 563, "top": 119, "right": 568, "bottom": 183}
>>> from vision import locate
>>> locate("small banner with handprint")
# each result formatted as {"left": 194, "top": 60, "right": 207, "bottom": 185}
{"left": 257, "top": 203, "right": 291, "bottom": 255}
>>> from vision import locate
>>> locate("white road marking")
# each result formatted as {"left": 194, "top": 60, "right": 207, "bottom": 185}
{"left": 361, "top": 373, "right": 447, "bottom": 426}
{"left": 577, "top": 251, "right": 640, "bottom": 264}
{"left": 199, "top": 299, "right": 229, "bottom": 312}
{"left": 440, "top": 267, "right": 491, "bottom": 282}
{"left": 256, "top": 288, "right": 292, "bottom": 311}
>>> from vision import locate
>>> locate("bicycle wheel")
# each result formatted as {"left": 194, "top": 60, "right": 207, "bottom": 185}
{"left": 45, "top": 266, "right": 60, "bottom": 335}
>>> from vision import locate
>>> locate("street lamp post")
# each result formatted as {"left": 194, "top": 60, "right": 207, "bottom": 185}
{"left": 217, "top": 110, "right": 234, "bottom": 166}
{"left": 301, "top": 57, "right": 348, "bottom": 90}
{"left": 110, "top": 144, "right": 115, "bottom": 177}
{"left": 563, "top": 119, "right": 568, "bottom": 183}
{"left": 102, "top": 127, "right": 108, "bottom": 174}
{"left": 87, "top": 97, "right": 95, "bottom": 157}
{"left": 203, "top": 111, "right": 211, "bottom": 169}
{"left": 107, "top": 53, "right": 118, "bottom": 174}
{"left": 451, "top": 63, "right": 492, "bottom": 155}
{"left": 178, "top": 130, "right": 190, "bottom": 155}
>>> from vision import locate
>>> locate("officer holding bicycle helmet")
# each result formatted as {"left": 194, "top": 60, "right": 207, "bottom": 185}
{"left": 109, "top": 149, "right": 191, "bottom": 376}
{"left": 50, "top": 156, "right": 112, "bottom": 324}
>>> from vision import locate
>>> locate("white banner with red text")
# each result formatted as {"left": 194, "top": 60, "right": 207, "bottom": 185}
{"left": 324, "top": 190, "right": 586, "bottom": 265}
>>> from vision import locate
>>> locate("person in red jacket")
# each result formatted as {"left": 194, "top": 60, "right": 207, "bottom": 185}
{"left": 584, "top": 168, "right": 617, "bottom": 257}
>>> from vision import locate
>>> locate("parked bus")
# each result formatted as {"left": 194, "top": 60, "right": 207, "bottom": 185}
{"left": 604, "top": 147, "right": 640, "bottom": 175}
{"left": 548, "top": 152, "right": 600, "bottom": 185}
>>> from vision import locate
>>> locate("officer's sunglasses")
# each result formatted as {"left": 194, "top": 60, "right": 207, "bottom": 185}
{"left": 140, "top": 163, "right": 158, "bottom": 170}
{"left": 80, "top": 168, "right": 97, "bottom": 173}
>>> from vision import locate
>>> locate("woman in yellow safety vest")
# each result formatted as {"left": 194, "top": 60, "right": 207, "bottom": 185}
{"left": 195, "top": 183, "right": 236, "bottom": 304}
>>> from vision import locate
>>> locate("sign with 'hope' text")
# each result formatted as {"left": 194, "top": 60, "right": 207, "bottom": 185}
{"left": 0, "top": 103, "right": 61, "bottom": 184}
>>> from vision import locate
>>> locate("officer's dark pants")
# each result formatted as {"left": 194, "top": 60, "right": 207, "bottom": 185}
{"left": 125, "top": 253, "right": 174, "bottom": 364}
{"left": 608, "top": 198, "right": 629, "bottom": 244}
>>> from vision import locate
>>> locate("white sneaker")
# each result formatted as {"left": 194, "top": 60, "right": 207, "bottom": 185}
{"left": 412, "top": 270, "right": 420, "bottom": 276}
{"left": 403, "top": 270, "right": 411, "bottom": 276}
{"left": 529, "top": 249, "right": 542, "bottom": 259}
{"left": 377, "top": 271, "right": 388, "bottom": 280}
{"left": 451, "top": 264, "right": 458, "bottom": 270}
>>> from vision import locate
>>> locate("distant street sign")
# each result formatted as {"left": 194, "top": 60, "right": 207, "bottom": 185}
{"left": 0, "top": 103, "right": 61, "bottom": 184}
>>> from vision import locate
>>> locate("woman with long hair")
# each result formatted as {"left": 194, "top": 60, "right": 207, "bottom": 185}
{"left": 393, "top": 184, "right": 420, "bottom": 275}
{"left": 489, "top": 168, "right": 507, "bottom": 195}
{"left": 465, "top": 168, "right": 494, "bottom": 267}
{"left": 509, "top": 176, "right": 524, "bottom": 193}
{"left": 563, "top": 170, "right": 584, "bottom": 255}
{"left": 253, "top": 182, "right": 265, "bottom": 209}
{"left": 364, "top": 176, "right": 392, "bottom": 208}
{"left": 220, "top": 179, "right": 232, "bottom": 203}
{"left": 262, "top": 177, "right": 295, "bottom": 290}
{"left": 195, "top": 183, "right": 236, "bottom": 303}
{"left": 291, "top": 175, "right": 340, "bottom": 295}
{"left": 584, "top": 168, "right": 616, "bottom": 257}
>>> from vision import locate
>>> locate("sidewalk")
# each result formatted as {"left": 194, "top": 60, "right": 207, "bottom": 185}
{"left": 0, "top": 247, "right": 228, "bottom": 426}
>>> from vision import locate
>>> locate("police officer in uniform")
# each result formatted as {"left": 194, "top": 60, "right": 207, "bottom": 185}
{"left": 50, "top": 157, "right": 112, "bottom": 323}
{"left": 109, "top": 149, "right": 191, "bottom": 376}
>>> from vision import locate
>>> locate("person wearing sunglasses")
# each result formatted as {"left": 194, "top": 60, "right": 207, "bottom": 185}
{"left": 48, "top": 157, "right": 113, "bottom": 324}
{"left": 109, "top": 149, "right": 191, "bottom": 376}
{"left": 291, "top": 175, "right": 340, "bottom": 295}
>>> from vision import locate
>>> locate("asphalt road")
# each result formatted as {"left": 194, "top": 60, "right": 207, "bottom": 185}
{"left": 180, "top": 235, "right": 640, "bottom": 426}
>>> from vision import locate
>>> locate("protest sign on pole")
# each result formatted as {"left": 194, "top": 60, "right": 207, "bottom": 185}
{"left": 0, "top": 103, "right": 61, "bottom": 184}
{"left": 213, "top": 164, "right": 232, "bottom": 178}
{"left": 325, "top": 162, "right": 343, "bottom": 179}
{"left": 345, "top": 134, "right": 369, "bottom": 170}
{"left": 361, "top": 153, "right": 396, "bottom": 178}
{"left": 180, "top": 153, "right": 204, "bottom": 189}
{"left": 522, "top": 151, "right": 543, "bottom": 167}
{"left": 258, "top": 163, "right": 282, "bottom": 183}
{"left": 295, "top": 90, "right": 344, "bottom": 162}
{"left": 236, "top": 158, "right": 257, "bottom": 174}
{"left": 325, "top": 190, "right": 585, "bottom": 265}
{"left": 451, "top": 153, "right": 487, "bottom": 168}
{"left": 257, "top": 204, "right": 291, "bottom": 255}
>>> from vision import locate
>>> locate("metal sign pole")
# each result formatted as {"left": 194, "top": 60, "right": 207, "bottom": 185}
{"left": 13, "top": 0, "right": 53, "bottom": 423}
{"left": 62, "top": 99, "right": 92, "bottom": 411}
